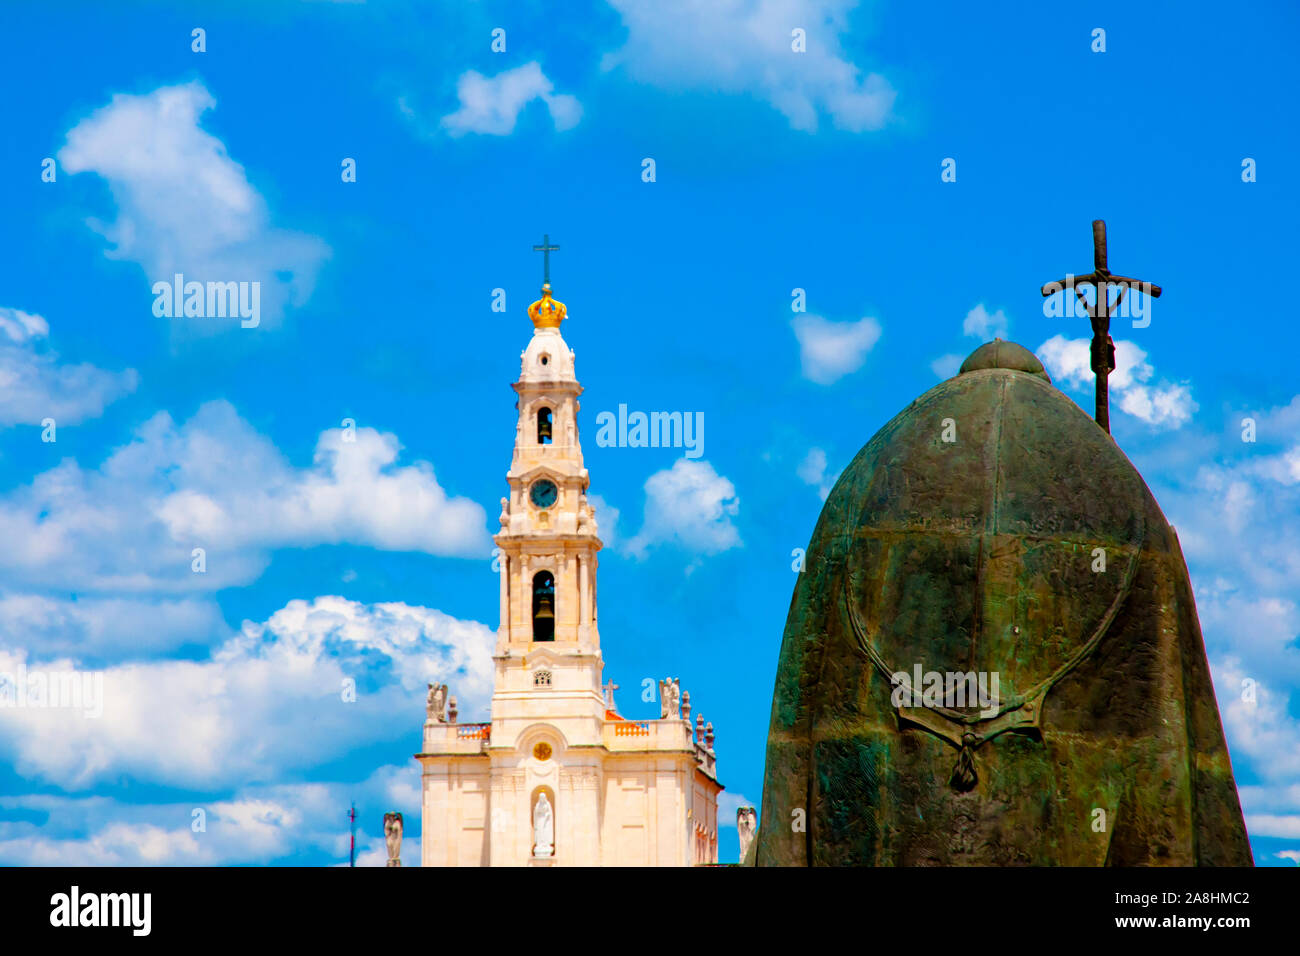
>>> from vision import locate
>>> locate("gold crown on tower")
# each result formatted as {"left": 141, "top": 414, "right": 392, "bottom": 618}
{"left": 528, "top": 283, "right": 567, "bottom": 329}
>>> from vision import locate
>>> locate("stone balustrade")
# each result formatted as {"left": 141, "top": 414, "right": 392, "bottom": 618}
{"left": 420, "top": 715, "right": 717, "bottom": 781}
{"left": 612, "top": 720, "right": 651, "bottom": 737}
{"left": 421, "top": 720, "right": 491, "bottom": 756}
{"left": 603, "top": 717, "right": 697, "bottom": 754}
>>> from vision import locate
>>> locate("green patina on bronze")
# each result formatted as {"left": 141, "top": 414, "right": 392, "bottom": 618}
{"left": 756, "top": 340, "right": 1252, "bottom": 866}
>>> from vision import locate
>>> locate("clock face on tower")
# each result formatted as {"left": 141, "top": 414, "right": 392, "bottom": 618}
{"left": 529, "top": 479, "right": 558, "bottom": 509}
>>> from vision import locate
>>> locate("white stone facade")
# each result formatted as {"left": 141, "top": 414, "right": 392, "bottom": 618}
{"left": 417, "top": 317, "right": 722, "bottom": 867}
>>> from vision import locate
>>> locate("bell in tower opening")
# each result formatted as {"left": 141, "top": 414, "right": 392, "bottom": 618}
{"left": 537, "top": 406, "right": 553, "bottom": 444}
{"left": 532, "top": 570, "right": 556, "bottom": 642}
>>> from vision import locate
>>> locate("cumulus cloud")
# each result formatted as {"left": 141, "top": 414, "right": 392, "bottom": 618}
{"left": 930, "top": 353, "right": 962, "bottom": 379}
{"left": 1246, "top": 445, "right": 1300, "bottom": 487}
{"left": 1213, "top": 659, "right": 1300, "bottom": 841}
{"left": 797, "top": 446, "right": 838, "bottom": 500}
{"left": 0, "top": 597, "right": 494, "bottom": 791}
{"left": 962, "top": 303, "right": 1008, "bottom": 341}
{"left": 0, "top": 593, "right": 231, "bottom": 662}
{"left": 1036, "top": 334, "right": 1197, "bottom": 428}
{"left": 627, "top": 459, "right": 740, "bottom": 558}
{"left": 0, "top": 400, "right": 491, "bottom": 591}
{"left": 1140, "top": 395, "right": 1300, "bottom": 862}
{"left": 1175, "top": 454, "right": 1300, "bottom": 597}
{"left": 58, "top": 81, "right": 329, "bottom": 327}
{"left": 1117, "top": 381, "right": 1198, "bottom": 427}
{"left": 587, "top": 493, "right": 621, "bottom": 546}
{"left": 0, "top": 764, "right": 421, "bottom": 865}
{"left": 438, "top": 62, "right": 581, "bottom": 136}
{"left": 0, "top": 308, "right": 137, "bottom": 426}
{"left": 792, "top": 314, "right": 881, "bottom": 384}
{"left": 602, "top": 0, "right": 895, "bottom": 132}
{"left": 717, "top": 790, "right": 756, "bottom": 828}
{"left": 1254, "top": 395, "right": 1300, "bottom": 438}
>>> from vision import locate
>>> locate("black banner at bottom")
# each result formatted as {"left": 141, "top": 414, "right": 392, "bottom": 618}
{"left": 0, "top": 865, "right": 1282, "bottom": 942}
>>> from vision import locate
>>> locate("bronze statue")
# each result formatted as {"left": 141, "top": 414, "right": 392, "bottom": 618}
{"left": 756, "top": 339, "right": 1251, "bottom": 866}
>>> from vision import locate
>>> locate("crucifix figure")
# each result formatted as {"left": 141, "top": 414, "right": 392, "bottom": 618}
{"left": 602, "top": 679, "right": 619, "bottom": 710}
{"left": 1040, "top": 220, "right": 1161, "bottom": 434}
{"left": 532, "top": 233, "right": 560, "bottom": 284}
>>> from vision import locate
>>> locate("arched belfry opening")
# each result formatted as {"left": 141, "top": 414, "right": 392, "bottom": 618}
{"left": 537, "top": 407, "right": 553, "bottom": 444}
{"left": 532, "top": 571, "right": 555, "bottom": 642}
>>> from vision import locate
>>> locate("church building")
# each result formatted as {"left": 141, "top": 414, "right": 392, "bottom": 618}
{"left": 416, "top": 267, "right": 723, "bottom": 867}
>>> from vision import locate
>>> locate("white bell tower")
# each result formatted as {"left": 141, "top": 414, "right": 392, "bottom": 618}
{"left": 495, "top": 317, "right": 603, "bottom": 653}
{"left": 416, "top": 262, "right": 722, "bottom": 868}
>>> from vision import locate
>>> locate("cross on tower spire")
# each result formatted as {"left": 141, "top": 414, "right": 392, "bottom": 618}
{"left": 1040, "top": 220, "right": 1162, "bottom": 435}
{"left": 532, "top": 233, "right": 560, "bottom": 284}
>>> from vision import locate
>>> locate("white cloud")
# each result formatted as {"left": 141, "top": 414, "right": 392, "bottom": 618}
{"left": 0, "top": 308, "right": 137, "bottom": 426}
{"left": 1175, "top": 459, "right": 1300, "bottom": 599}
{"left": 1211, "top": 656, "right": 1300, "bottom": 851}
{"left": 1163, "top": 402, "right": 1300, "bottom": 628}
{"left": 717, "top": 790, "right": 756, "bottom": 828}
{"left": 587, "top": 493, "right": 620, "bottom": 546}
{"left": 1036, "top": 334, "right": 1197, "bottom": 428}
{"left": 1117, "top": 381, "right": 1197, "bottom": 429}
{"left": 1037, "top": 335, "right": 1146, "bottom": 390}
{"left": 1214, "top": 658, "right": 1300, "bottom": 781}
{"left": 0, "top": 593, "right": 231, "bottom": 661}
{"left": 930, "top": 353, "right": 962, "bottom": 379}
{"left": 962, "top": 303, "right": 1008, "bottom": 340}
{"left": 440, "top": 62, "right": 581, "bottom": 137}
{"left": 927, "top": 304, "right": 1007, "bottom": 380}
{"left": 0, "top": 597, "right": 494, "bottom": 791}
{"left": 1250, "top": 445, "right": 1300, "bottom": 487}
{"left": 0, "top": 764, "right": 422, "bottom": 865}
{"left": 1090, "top": 394, "right": 1300, "bottom": 863}
{"left": 0, "top": 820, "right": 205, "bottom": 866}
{"left": 1201, "top": 595, "right": 1300, "bottom": 672}
{"left": 602, "top": 0, "right": 895, "bottom": 132}
{"left": 792, "top": 314, "right": 881, "bottom": 385}
{"left": 58, "top": 81, "right": 329, "bottom": 327}
{"left": 627, "top": 459, "right": 740, "bottom": 558}
{"left": 797, "top": 447, "right": 838, "bottom": 500}
{"left": 0, "top": 400, "right": 490, "bottom": 591}
{"left": 1256, "top": 395, "right": 1300, "bottom": 438}
{"left": 1245, "top": 815, "right": 1300, "bottom": 839}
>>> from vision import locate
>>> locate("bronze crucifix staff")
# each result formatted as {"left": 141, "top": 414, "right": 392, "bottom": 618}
{"left": 1040, "top": 220, "right": 1161, "bottom": 434}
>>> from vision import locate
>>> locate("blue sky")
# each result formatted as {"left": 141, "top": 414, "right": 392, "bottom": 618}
{"left": 0, "top": 0, "right": 1297, "bottom": 866}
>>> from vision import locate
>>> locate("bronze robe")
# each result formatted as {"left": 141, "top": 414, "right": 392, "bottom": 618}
{"left": 757, "top": 342, "right": 1252, "bottom": 866}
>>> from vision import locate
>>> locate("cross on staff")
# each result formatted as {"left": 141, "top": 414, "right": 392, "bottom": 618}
{"left": 532, "top": 233, "right": 560, "bottom": 284}
{"left": 1040, "top": 220, "right": 1162, "bottom": 434}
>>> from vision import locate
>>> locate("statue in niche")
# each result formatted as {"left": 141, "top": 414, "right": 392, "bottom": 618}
{"left": 533, "top": 792, "right": 554, "bottom": 858}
